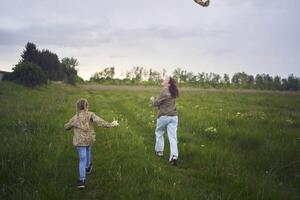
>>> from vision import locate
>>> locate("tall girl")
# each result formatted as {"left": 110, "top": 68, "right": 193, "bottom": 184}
{"left": 151, "top": 77, "right": 179, "bottom": 166}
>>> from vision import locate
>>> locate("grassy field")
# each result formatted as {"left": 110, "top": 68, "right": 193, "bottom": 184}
{"left": 0, "top": 81, "right": 300, "bottom": 200}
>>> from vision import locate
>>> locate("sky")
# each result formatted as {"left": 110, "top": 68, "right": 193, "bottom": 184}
{"left": 0, "top": 0, "right": 299, "bottom": 80}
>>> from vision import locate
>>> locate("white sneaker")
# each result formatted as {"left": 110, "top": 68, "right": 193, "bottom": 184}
{"left": 156, "top": 151, "right": 164, "bottom": 157}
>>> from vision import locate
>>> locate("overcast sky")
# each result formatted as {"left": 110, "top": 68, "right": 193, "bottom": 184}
{"left": 0, "top": 0, "right": 299, "bottom": 80}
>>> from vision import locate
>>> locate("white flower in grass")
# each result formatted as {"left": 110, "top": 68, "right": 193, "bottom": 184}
{"left": 150, "top": 96, "right": 155, "bottom": 102}
{"left": 201, "top": 144, "right": 205, "bottom": 147}
{"left": 205, "top": 126, "right": 217, "bottom": 133}
{"left": 286, "top": 119, "right": 293, "bottom": 124}
{"left": 194, "top": 105, "right": 199, "bottom": 109}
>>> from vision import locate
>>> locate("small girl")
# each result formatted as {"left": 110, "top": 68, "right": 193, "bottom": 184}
{"left": 64, "top": 98, "right": 118, "bottom": 189}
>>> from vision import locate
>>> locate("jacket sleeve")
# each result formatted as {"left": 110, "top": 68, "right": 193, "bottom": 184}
{"left": 91, "top": 112, "right": 114, "bottom": 128}
{"left": 153, "top": 90, "right": 169, "bottom": 107}
{"left": 64, "top": 115, "right": 77, "bottom": 130}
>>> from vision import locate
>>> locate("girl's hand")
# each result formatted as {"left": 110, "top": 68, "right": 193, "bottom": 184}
{"left": 111, "top": 120, "right": 119, "bottom": 127}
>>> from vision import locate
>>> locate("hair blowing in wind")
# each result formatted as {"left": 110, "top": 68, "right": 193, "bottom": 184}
{"left": 168, "top": 78, "right": 179, "bottom": 98}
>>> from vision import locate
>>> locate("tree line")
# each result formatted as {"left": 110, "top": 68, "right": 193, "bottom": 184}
{"left": 90, "top": 67, "right": 300, "bottom": 91}
{"left": 5, "top": 42, "right": 82, "bottom": 87}
{"left": 4, "top": 42, "right": 299, "bottom": 91}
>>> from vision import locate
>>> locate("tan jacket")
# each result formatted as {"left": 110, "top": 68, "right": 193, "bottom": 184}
{"left": 153, "top": 88, "right": 177, "bottom": 118}
{"left": 64, "top": 111, "right": 114, "bottom": 146}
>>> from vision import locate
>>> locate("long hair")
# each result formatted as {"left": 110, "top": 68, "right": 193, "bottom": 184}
{"left": 168, "top": 77, "right": 179, "bottom": 98}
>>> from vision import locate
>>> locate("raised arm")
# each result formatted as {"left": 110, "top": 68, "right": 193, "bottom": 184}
{"left": 153, "top": 90, "right": 169, "bottom": 107}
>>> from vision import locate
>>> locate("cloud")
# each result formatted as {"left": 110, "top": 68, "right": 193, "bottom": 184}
{"left": 0, "top": 0, "right": 299, "bottom": 78}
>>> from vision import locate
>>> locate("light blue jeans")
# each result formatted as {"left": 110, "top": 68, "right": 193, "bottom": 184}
{"left": 76, "top": 146, "right": 91, "bottom": 181}
{"left": 155, "top": 116, "right": 179, "bottom": 161}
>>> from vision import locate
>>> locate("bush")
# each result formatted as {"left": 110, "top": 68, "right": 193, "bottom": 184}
{"left": 11, "top": 61, "right": 47, "bottom": 88}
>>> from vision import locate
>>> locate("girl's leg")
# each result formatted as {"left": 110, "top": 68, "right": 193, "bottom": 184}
{"left": 86, "top": 146, "right": 91, "bottom": 168}
{"left": 167, "top": 116, "right": 179, "bottom": 161}
{"left": 77, "top": 146, "right": 87, "bottom": 181}
{"left": 155, "top": 116, "right": 167, "bottom": 153}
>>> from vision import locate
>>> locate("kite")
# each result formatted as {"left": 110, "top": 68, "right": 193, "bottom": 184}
{"left": 194, "top": 0, "right": 210, "bottom": 7}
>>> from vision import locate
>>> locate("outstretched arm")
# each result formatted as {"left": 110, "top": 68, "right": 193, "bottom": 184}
{"left": 64, "top": 115, "right": 77, "bottom": 130}
{"left": 91, "top": 112, "right": 118, "bottom": 128}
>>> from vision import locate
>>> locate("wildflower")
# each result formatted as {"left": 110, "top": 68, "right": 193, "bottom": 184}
{"left": 194, "top": 105, "right": 199, "bottom": 109}
{"left": 205, "top": 127, "right": 217, "bottom": 133}
{"left": 286, "top": 119, "right": 293, "bottom": 124}
{"left": 201, "top": 144, "right": 205, "bottom": 147}
{"left": 235, "top": 112, "right": 242, "bottom": 117}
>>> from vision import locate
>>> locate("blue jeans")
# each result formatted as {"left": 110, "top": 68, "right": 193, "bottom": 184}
{"left": 155, "top": 116, "right": 179, "bottom": 161}
{"left": 76, "top": 146, "right": 91, "bottom": 181}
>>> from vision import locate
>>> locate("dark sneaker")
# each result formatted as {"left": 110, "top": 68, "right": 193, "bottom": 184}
{"left": 156, "top": 151, "right": 164, "bottom": 157}
{"left": 169, "top": 157, "right": 177, "bottom": 166}
{"left": 86, "top": 163, "right": 93, "bottom": 174}
{"left": 77, "top": 180, "right": 85, "bottom": 189}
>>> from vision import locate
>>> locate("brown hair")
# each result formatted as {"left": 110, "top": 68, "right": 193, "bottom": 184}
{"left": 168, "top": 77, "right": 179, "bottom": 98}
{"left": 76, "top": 98, "right": 88, "bottom": 116}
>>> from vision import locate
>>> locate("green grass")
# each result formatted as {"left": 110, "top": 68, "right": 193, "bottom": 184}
{"left": 0, "top": 81, "right": 300, "bottom": 199}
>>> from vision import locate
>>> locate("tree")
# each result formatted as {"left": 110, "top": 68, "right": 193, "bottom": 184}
{"left": 197, "top": 72, "right": 205, "bottom": 85}
{"left": 11, "top": 61, "right": 47, "bottom": 88}
{"left": 255, "top": 74, "right": 264, "bottom": 89}
{"left": 262, "top": 74, "right": 273, "bottom": 90}
{"left": 61, "top": 57, "right": 79, "bottom": 69}
{"left": 247, "top": 75, "right": 254, "bottom": 85}
{"left": 37, "top": 49, "right": 64, "bottom": 81}
{"left": 210, "top": 73, "right": 221, "bottom": 87}
{"left": 61, "top": 57, "right": 79, "bottom": 85}
{"left": 232, "top": 72, "right": 250, "bottom": 87}
{"left": 222, "top": 73, "right": 230, "bottom": 87}
{"left": 21, "top": 42, "right": 39, "bottom": 64}
{"left": 285, "top": 74, "right": 299, "bottom": 91}
{"left": 186, "top": 72, "right": 197, "bottom": 83}
{"left": 132, "top": 66, "right": 143, "bottom": 81}
{"left": 180, "top": 70, "right": 188, "bottom": 83}
{"left": 148, "top": 69, "right": 161, "bottom": 82}
{"left": 172, "top": 68, "right": 182, "bottom": 82}
{"left": 273, "top": 76, "right": 281, "bottom": 90}
{"left": 90, "top": 67, "right": 115, "bottom": 82}
{"left": 20, "top": 42, "right": 64, "bottom": 81}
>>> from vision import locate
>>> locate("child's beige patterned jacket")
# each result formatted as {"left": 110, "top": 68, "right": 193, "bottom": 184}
{"left": 64, "top": 111, "right": 114, "bottom": 146}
